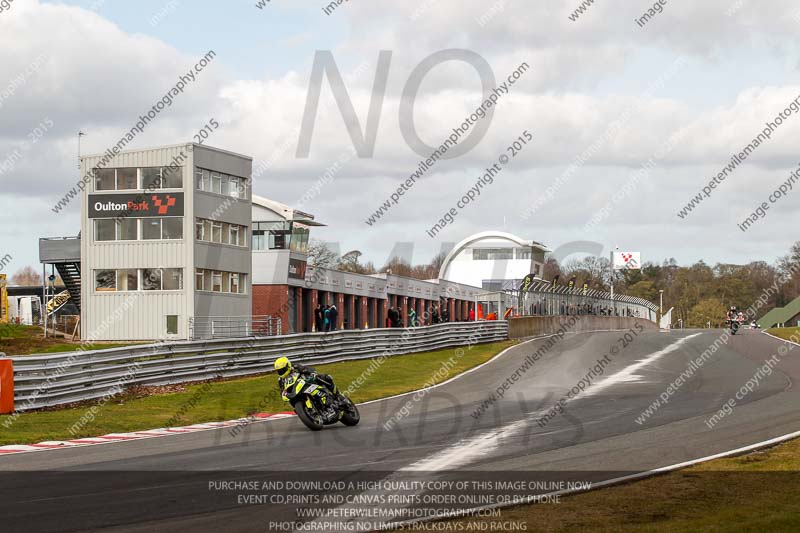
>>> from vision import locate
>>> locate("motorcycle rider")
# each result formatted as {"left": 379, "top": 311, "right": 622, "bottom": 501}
{"left": 274, "top": 357, "right": 341, "bottom": 413}
{"left": 726, "top": 306, "right": 744, "bottom": 333}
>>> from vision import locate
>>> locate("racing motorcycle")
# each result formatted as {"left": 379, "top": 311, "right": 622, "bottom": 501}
{"left": 281, "top": 371, "right": 360, "bottom": 431}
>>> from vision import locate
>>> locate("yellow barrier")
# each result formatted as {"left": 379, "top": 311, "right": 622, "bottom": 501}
{"left": 47, "top": 290, "right": 71, "bottom": 316}
{"left": 0, "top": 274, "right": 7, "bottom": 324}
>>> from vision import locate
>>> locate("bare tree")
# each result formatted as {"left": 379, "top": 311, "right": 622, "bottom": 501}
{"left": 380, "top": 252, "right": 447, "bottom": 280}
{"left": 11, "top": 266, "right": 42, "bottom": 286}
{"left": 338, "top": 250, "right": 377, "bottom": 275}
{"left": 307, "top": 239, "right": 338, "bottom": 269}
{"left": 380, "top": 257, "right": 414, "bottom": 278}
{"left": 542, "top": 257, "right": 561, "bottom": 281}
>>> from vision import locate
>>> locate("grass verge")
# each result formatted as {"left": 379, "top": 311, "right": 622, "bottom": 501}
{"left": 443, "top": 438, "right": 800, "bottom": 532}
{"left": 0, "top": 340, "right": 515, "bottom": 445}
{"left": 767, "top": 327, "right": 800, "bottom": 343}
{"left": 0, "top": 324, "right": 133, "bottom": 355}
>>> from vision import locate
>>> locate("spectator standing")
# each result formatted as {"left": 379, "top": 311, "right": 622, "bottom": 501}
{"left": 329, "top": 304, "right": 339, "bottom": 331}
{"left": 409, "top": 308, "right": 417, "bottom": 327}
{"left": 314, "top": 303, "right": 323, "bottom": 332}
{"left": 323, "top": 305, "right": 331, "bottom": 332}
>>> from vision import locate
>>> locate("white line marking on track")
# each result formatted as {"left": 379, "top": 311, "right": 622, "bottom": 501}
{"left": 0, "top": 413, "right": 296, "bottom": 456}
{"left": 356, "top": 331, "right": 615, "bottom": 408}
{"left": 581, "top": 333, "right": 702, "bottom": 397}
{"left": 389, "top": 427, "right": 800, "bottom": 530}
{"left": 0, "top": 330, "right": 637, "bottom": 457}
{"left": 403, "top": 333, "right": 702, "bottom": 472}
{"left": 761, "top": 330, "right": 800, "bottom": 347}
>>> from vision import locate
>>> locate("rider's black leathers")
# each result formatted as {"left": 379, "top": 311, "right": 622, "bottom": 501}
{"left": 278, "top": 364, "right": 339, "bottom": 405}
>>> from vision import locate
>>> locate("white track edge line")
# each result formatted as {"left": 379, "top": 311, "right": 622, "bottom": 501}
{"left": 0, "top": 414, "right": 294, "bottom": 456}
{"left": 0, "top": 327, "right": 658, "bottom": 456}
{"left": 761, "top": 330, "right": 800, "bottom": 347}
{"left": 385, "top": 427, "right": 800, "bottom": 531}
{"left": 357, "top": 327, "right": 662, "bottom": 407}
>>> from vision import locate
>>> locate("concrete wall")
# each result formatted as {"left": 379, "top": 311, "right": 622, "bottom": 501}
{"left": 507, "top": 315, "right": 658, "bottom": 339}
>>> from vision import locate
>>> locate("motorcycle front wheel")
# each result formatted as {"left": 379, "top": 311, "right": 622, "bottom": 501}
{"left": 295, "top": 401, "right": 325, "bottom": 431}
{"left": 339, "top": 396, "right": 360, "bottom": 426}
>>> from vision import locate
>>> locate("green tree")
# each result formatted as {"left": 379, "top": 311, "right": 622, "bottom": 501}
{"left": 688, "top": 297, "right": 726, "bottom": 328}
{"left": 626, "top": 280, "right": 659, "bottom": 302}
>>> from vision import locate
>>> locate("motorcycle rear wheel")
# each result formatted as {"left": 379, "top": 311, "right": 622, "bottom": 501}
{"left": 295, "top": 402, "right": 324, "bottom": 431}
{"left": 339, "top": 396, "right": 360, "bottom": 426}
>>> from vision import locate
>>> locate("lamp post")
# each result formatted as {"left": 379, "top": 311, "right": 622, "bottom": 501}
{"left": 659, "top": 290, "right": 664, "bottom": 314}
{"left": 78, "top": 131, "right": 85, "bottom": 169}
{"left": 609, "top": 245, "right": 619, "bottom": 316}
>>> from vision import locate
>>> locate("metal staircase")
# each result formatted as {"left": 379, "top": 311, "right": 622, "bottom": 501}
{"left": 55, "top": 262, "right": 81, "bottom": 312}
{"left": 39, "top": 236, "right": 82, "bottom": 313}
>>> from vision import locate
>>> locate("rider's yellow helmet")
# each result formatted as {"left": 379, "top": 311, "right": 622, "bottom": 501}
{"left": 274, "top": 356, "right": 292, "bottom": 378}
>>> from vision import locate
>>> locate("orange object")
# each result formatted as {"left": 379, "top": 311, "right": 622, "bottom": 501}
{"left": 477, "top": 305, "right": 485, "bottom": 320}
{"left": 503, "top": 307, "right": 514, "bottom": 320}
{"left": 0, "top": 360, "right": 12, "bottom": 414}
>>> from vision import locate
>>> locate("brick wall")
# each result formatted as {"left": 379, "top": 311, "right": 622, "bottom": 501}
{"left": 253, "top": 284, "right": 290, "bottom": 334}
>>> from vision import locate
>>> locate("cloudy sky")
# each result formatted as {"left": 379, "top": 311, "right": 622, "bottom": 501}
{"left": 1, "top": 0, "right": 799, "bottom": 276}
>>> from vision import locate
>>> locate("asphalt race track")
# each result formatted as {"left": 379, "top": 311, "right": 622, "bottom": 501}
{"left": 1, "top": 327, "right": 798, "bottom": 532}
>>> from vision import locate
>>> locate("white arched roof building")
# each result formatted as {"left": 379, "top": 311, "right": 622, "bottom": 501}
{"left": 438, "top": 231, "right": 550, "bottom": 290}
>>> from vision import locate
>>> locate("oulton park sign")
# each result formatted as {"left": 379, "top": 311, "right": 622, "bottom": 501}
{"left": 88, "top": 193, "right": 185, "bottom": 219}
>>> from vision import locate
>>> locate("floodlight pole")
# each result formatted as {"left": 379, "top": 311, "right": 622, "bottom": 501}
{"left": 609, "top": 249, "right": 615, "bottom": 313}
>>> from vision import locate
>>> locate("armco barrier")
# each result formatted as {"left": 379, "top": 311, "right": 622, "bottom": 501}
{"left": 8, "top": 321, "right": 508, "bottom": 412}
{"left": 507, "top": 315, "right": 658, "bottom": 339}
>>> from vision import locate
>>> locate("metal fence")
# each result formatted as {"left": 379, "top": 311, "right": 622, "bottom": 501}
{"left": 189, "top": 315, "right": 282, "bottom": 340}
{"left": 476, "top": 281, "right": 658, "bottom": 323}
{"left": 8, "top": 321, "right": 508, "bottom": 412}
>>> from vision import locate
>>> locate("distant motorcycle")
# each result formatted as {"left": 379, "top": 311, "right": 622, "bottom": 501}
{"left": 281, "top": 371, "right": 360, "bottom": 431}
{"left": 729, "top": 316, "right": 745, "bottom": 335}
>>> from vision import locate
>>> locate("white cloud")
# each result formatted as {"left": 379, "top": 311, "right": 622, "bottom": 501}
{"left": 1, "top": 0, "right": 800, "bottom": 274}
